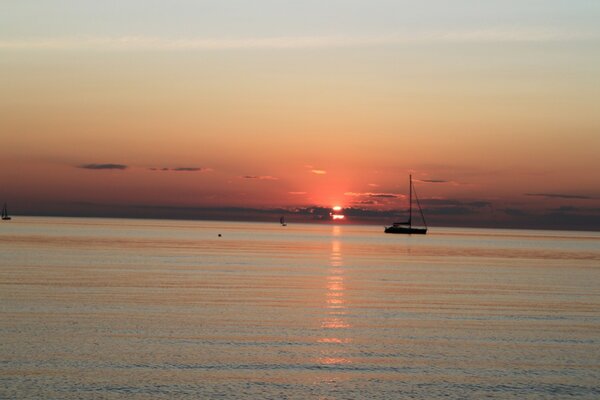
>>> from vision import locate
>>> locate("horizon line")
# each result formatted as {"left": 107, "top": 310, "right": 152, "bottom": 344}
{"left": 7, "top": 211, "right": 600, "bottom": 233}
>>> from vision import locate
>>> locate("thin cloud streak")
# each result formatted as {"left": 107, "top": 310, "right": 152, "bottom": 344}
{"left": 78, "top": 163, "right": 127, "bottom": 170}
{"left": 172, "top": 167, "right": 206, "bottom": 172}
{"left": 415, "top": 178, "right": 471, "bottom": 186}
{"left": 416, "top": 179, "right": 449, "bottom": 183}
{"left": 345, "top": 192, "right": 405, "bottom": 199}
{"left": 1, "top": 28, "right": 596, "bottom": 51}
{"left": 149, "top": 167, "right": 212, "bottom": 172}
{"left": 525, "top": 193, "right": 594, "bottom": 200}
{"left": 241, "top": 175, "right": 279, "bottom": 181}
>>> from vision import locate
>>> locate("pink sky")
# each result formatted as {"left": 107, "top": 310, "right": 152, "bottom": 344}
{"left": 1, "top": 3, "right": 599, "bottom": 230}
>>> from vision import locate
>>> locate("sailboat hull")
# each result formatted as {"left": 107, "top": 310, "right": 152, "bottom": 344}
{"left": 384, "top": 226, "right": 427, "bottom": 234}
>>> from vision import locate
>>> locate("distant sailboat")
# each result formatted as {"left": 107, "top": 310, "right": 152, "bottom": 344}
{"left": 280, "top": 216, "right": 287, "bottom": 226}
{"left": 1, "top": 203, "right": 11, "bottom": 221}
{"left": 385, "top": 175, "right": 427, "bottom": 234}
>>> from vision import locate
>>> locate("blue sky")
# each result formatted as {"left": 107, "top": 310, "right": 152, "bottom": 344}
{"left": 2, "top": 1, "right": 599, "bottom": 45}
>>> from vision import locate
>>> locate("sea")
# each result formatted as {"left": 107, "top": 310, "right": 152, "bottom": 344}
{"left": 1, "top": 216, "right": 599, "bottom": 399}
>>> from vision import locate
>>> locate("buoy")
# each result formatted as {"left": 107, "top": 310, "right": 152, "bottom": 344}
{"left": 218, "top": 234, "right": 222, "bottom": 237}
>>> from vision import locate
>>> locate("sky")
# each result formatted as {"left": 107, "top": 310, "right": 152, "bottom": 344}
{"left": 1, "top": 1, "right": 599, "bottom": 230}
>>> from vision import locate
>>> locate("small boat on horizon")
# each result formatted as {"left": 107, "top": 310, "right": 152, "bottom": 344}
{"left": 280, "top": 216, "right": 287, "bottom": 226}
{"left": 2, "top": 203, "right": 11, "bottom": 221}
{"left": 385, "top": 175, "right": 427, "bottom": 235}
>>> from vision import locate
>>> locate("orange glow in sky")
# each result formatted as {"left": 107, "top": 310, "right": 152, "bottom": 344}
{"left": 1, "top": 2, "right": 599, "bottom": 229}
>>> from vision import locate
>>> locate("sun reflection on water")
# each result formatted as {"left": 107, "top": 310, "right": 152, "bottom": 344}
{"left": 317, "top": 227, "right": 352, "bottom": 366}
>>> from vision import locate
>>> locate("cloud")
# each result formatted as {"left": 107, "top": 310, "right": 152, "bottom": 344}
{"left": 425, "top": 207, "right": 473, "bottom": 216}
{"left": 415, "top": 179, "right": 449, "bottom": 183}
{"left": 172, "top": 167, "right": 205, "bottom": 172}
{"left": 502, "top": 203, "right": 595, "bottom": 216}
{"left": 343, "top": 207, "right": 398, "bottom": 218}
{"left": 549, "top": 205, "right": 600, "bottom": 214}
{"left": 415, "top": 178, "right": 472, "bottom": 186}
{"left": 500, "top": 208, "right": 531, "bottom": 217}
{"left": 79, "top": 163, "right": 127, "bottom": 170}
{"left": 150, "top": 166, "right": 211, "bottom": 172}
{"left": 467, "top": 201, "right": 492, "bottom": 208}
{"left": 241, "top": 175, "right": 279, "bottom": 180}
{"left": 289, "top": 191, "right": 307, "bottom": 195}
{"left": 368, "top": 183, "right": 380, "bottom": 188}
{"left": 419, "top": 198, "right": 491, "bottom": 208}
{"left": 525, "top": 193, "right": 594, "bottom": 200}
{"left": 495, "top": 206, "right": 600, "bottom": 230}
{"left": 419, "top": 198, "right": 493, "bottom": 217}
{"left": 344, "top": 192, "right": 404, "bottom": 199}
{"left": 304, "top": 165, "right": 326, "bottom": 175}
{"left": 1, "top": 28, "right": 596, "bottom": 51}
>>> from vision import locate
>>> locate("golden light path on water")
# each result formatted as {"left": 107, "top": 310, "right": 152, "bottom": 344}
{"left": 1, "top": 217, "right": 600, "bottom": 399}
{"left": 318, "top": 226, "right": 352, "bottom": 366}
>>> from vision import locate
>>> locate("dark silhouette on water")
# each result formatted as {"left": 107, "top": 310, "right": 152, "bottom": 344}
{"left": 385, "top": 175, "right": 427, "bottom": 234}
{"left": 280, "top": 216, "right": 287, "bottom": 226}
{"left": 1, "top": 203, "right": 11, "bottom": 221}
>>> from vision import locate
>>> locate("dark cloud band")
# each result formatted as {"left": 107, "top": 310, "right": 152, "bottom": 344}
{"left": 79, "top": 163, "right": 127, "bottom": 170}
{"left": 525, "top": 193, "right": 593, "bottom": 200}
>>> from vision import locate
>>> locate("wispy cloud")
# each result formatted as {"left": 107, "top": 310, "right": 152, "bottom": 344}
{"left": 416, "top": 179, "right": 449, "bottom": 183}
{"left": 1, "top": 28, "right": 596, "bottom": 51}
{"left": 420, "top": 198, "right": 491, "bottom": 208}
{"left": 414, "top": 178, "right": 472, "bottom": 186}
{"left": 345, "top": 192, "right": 405, "bottom": 199}
{"left": 525, "top": 193, "right": 594, "bottom": 200}
{"left": 79, "top": 163, "right": 127, "bottom": 170}
{"left": 289, "top": 191, "right": 307, "bottom": 195}
{"left": 172, "top": 167, "right": 207, "bottom": 172}
{"left": 149, "top": 166, "right": 211, "bottom": 172}
{"left": 241, "top": 175, "right": 278, "bottom": 180}
{"left": 549, "top": 206, "right": 600, "bottom": 214}
{"left": 304, "top": 165, "right": 327, "bottom": 175}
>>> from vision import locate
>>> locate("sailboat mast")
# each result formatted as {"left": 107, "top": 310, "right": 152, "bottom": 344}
{"left": 408, "top": 174, "right": 412, "bottom": 227}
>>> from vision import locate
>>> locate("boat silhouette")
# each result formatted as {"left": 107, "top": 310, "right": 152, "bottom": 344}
{"left": 385, "top": 175, "right": 427, "bottom": 234}
{"left": 1, "top": 203, "right": 11, "bottom": 221}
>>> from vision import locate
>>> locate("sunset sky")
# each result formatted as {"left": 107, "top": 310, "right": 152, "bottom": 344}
{"left": 1, "top": 1, "right": 599, "bottom": 229}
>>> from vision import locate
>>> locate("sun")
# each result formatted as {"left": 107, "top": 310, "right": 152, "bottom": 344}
{"left": 330, "top": 205, "right": 345, "bottom": 220}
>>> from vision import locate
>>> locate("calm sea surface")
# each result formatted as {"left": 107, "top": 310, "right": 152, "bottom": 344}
{"left": 1, "top": 217, "right": 599, "bottom": 399}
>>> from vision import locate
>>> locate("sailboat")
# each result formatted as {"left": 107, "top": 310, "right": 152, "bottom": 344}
{"left": 1, "top": 203, "right": 11, "bottom": 221}
{"left": 384, "top": 175, "right": 427, "bottom": 234}
{"left": 280, "top": 216, "right": 287, "bottom": 226}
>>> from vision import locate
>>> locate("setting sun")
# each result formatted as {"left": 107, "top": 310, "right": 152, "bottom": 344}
{"left": 331, "top": 206, "right": 345, "bottom": 221}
